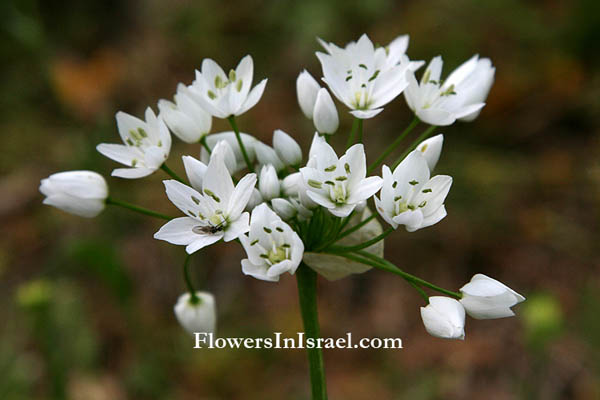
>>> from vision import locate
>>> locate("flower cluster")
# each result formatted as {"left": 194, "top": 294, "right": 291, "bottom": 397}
{"left": 40, "top": 33, "right": 523, "bottom": 344}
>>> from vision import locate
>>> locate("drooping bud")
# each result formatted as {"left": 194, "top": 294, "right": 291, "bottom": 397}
{"left": 459, "top": 274, "right": 525, "bottom": 319}
{"left": 420, "top": 296, "right": 465, "bottom": 340}
{"left": 40, "top": 171, "right": 108, "bottom": 218}
{"left": 174, "top": 291, "right": 216, "bottom": 335}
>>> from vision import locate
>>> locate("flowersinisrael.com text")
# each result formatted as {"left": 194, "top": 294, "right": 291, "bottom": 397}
{"left": 193, "top": 332, "right": 403, "bottom": 350}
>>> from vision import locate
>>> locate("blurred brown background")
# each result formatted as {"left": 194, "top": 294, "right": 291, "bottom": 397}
{"left": 2, "top": 0, "right": 600, "bottom": 399}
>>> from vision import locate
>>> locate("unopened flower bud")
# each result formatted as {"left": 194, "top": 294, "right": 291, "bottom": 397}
{"left": 271, "top": 198, "right": 297, "bottom": 220}
{"left": 174, "top": 291, "right": 216, "bottom": 335}
{"left": 246, "top": 188, "right": 264, "bottom": 211}
{"left": 296, "top": 70, "right": 321, "bottom": 119}
{"left": 40, "top": 171, "right": 108, "bottom": 218}
{"left": 259, "top": 165, "right": 280, "bottom": 200}
{"left": 416, "top": 134, "right": 444, "bottom": 171}
{"left": 459, "top": 274, "right": 525, "bottom": 319}
{"left": 313, "top": 88, "right": 339, "bottom": 135}
{"left": 273, "top": 129, "right": 302, "bottom": 167}
{"left": 254, "top": 142, "right": 285, "bottom": 172}
{"left": 420, "top": 296, "right": 465, "bottom": 340}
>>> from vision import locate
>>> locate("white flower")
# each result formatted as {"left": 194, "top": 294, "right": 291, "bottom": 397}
{"left": 316, "top": 34, "right": 418, "bottom": 119}
{"left": 300, "top": 134, "right": 382, "bottom": 217}
{"left": 271, "top": 198, "right": 297, "bottom": 220}
{"left": 254, "top": 141, "right": 285, "bottom": 172}
{"left": 296, "top": 70, "right": 321, "bottom": 119}
{"left": 153, "top": 149, "right": 257, "bottom": 254}
{"left": 97, "top": 108, "right": 171, "bottom": 179}
{"left": 200, "top": 131, "right": 258, "bottom": 174}
{"left": 404, "top": 55, "right": 495, "bottom": 126}
{"left": 273, "top": 129, "right": 302, "bottom": 166}
{"left": 258, "top": 164, "right": 280, "bottom": 200}
{"left": 420, "top": 296, "right": 466, "bottom": 340}
{"left": 239, "top": 203, "right": 304, "bottom": 282}
{"left": 40, "top": 171, "right": 108, "bottom": 218}
{"left": 158, "top": 84, "right": 212, "bottom": 143}
{"left": 174, "top": 291, "right": 216, "bottom": 335}
{"left": 188, "top": 55, "right": 267, "bottom": 118}
{"left": 313, "top": 88, "right": 339, "bottom": 134}
{"left": 416, "top": 134, "right": 444, "bottom": 171}
{"left": 375, "top": 151, "right": 452, "bottom": 232}
{"left": 459, "top": 274, "right": 525, "bottom": 319}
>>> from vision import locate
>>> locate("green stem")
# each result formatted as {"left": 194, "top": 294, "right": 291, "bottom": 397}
{"left": 106, "top": 197, "right": 172, "bottom": 220}
{"left": 346, "top": 118, "right": 359, "bottom": 148}
{"left": 368, "top": 117, "right": 419, "bottom": 173}
{"left": 183, "top": 254, "right": 200, "bottom": 304}
{"left": 296, "top": 264, "right": 328, "bottom": 400}
{"left": 328, "top": 250, "right": 461, "bottom": 299}
{"left": 352, "top": 250, "right": 462, "bottom": 299}
{"left": 160, "top": 163, "right": 186, "bottom": 184}
{"left": 316, "top": 213, "right": 376, "bottom": 251}
{"left": 392, "top": 125, "right": 437, "bottom": 169}
{"left": 327, "top": 227, "right": 394, "bottom": 253}
{"left": 356, "top": 119, "right": 364, "bottom": 144}
{"left": 227, "top": 115, "right": 254, "bottom": 173}
{"left": 200, "top": 136, "right": 212, "bottom": 155}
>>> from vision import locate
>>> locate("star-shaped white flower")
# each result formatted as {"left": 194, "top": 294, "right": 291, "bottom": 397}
{"left": 316, "top": 34, "right": 422, "bottom": 119}
{"left": 404, "top": 55, "right": 495, "bottom": 126}
{"left": 97, "top": 108, "right": 172, "bottom": 179}
{"left": 154, "top": 143, "right": 257, "bottom": 253}
{"left": 188, "top": 55, "right": 267, "bottom": 119}
{"left": 300, "top": 134, "right": 382, "bottom": 217}
{"left": 375, "top": 150, "right": 452, "bottom": 232}
{"left": 158, "top": 83, "right": 212, "bottom": 143}
{"left": 239, "top": 203, "right": 304, "bottom": 282}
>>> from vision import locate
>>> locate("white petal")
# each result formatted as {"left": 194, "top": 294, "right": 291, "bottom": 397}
{"left": 111, "top": 167, "right": 155, "bottom": 179}
{"left": 236, "top": 79, "right": 267, "bottom": 116}
{"left": 153, "top": 217, "right": 200, "bottom": 245}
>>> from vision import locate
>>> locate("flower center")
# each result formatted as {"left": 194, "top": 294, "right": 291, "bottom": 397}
{"left": 267, "top": 247, "right": 288, "bottom": 265}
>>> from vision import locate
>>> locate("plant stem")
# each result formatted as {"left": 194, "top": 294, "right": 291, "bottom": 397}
{"left": 392, "top": 125, "right": 437, "bottom": 169}
{"left": 160, "top": 163, "right": 186, "bottom": 183}
{"left": 106, "top": 197, "right": 172, "bottom": 220}
{"left": 332, "top": 250, "right": 462, "bottom": 299}
{"left": 296, "top": 264, "right": 328, "bottom": 400}
{"left": 327, "top": 227, "right": 393, "bottom": 253}
{"left": 200, "top": 136, "right": 212, "bottom": 155}
{"left": 346, "top": 118, "right": 359, "bottom": 148}
{"left": 368, "top": 117, "right": 419, "bottom": 173}
{"left": 183, "top": 254, "right": 200, "bottom": 304}
{"left": 356, "top": 119, "right": 364, "bottom": 144}
{"left": 227, "top": 115, "right": 254, "bottom": 173}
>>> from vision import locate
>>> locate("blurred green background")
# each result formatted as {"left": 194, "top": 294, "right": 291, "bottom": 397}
{"left": 2, "top": 0, "right": 600, "bottom": 399}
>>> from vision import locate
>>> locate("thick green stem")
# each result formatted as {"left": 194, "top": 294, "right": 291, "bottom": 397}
{"left": 183, "top": 254, "right": 200, "bottom": 304}
{"left": 227, "top": 116, "right": 254, "bottom": 173}
{"left": 106, "top": 197, "right": 172, "bottom": 220}
{"left": 392, "top": 125, "right": 437, "bottom": 169}
{"left": 160, "top": 163, "right": 186, "bottom": 184}
{"left": 296, "top": 264, "right": 328, "bottom": 400}
{"left": 368, "top": 117, "right": 419, "bottom": 173}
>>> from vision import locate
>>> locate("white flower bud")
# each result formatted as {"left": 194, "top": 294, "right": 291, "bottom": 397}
{"left": 158, "top": 84, "right": 212, "bottom": 143}
{"left": 254, "top": 142, "right": 285, "bottom": 172}
{"left": 273, "top": 129, "right": 302, "bottom": 167}
{"left": 210, "top": 140, "right": 238, "bottom": 175}
{"left": 313, "top": 88, "right": 339, "bottom": 135}
{"left": 258, "top": 165, "right": 280, "bottom": 200}
{"left": 296, "top": 70, "right": 321, "bottom": 119}
{"left": 420, "top": 296, "right": 465, "bottom": 340}
{"left": 459, "top": 274, "right": 525, "bottom": 319}
{"left": 416, "top": 134, "right": 444, "bottom": 171}
{"left": 246, "top": 188, "right": 264, "bottom": 211}
{"left": 271, "top": 198, "right": 297, "bottom": 220}
{"left": 282, "top": 172, "right": 302, "bottom": 197}
{"left": 174, "top": 291, "right": 216, "bottom": 335}
{"left": 40, "top": 171, "right": 108, "bottom": 218}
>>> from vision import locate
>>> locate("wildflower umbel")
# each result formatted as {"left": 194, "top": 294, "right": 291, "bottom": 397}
{"left": 41, "top": 32, "right": 525, "bottom": 398}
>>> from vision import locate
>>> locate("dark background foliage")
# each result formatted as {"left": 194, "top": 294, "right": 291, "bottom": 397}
{"left": 1, "top": 0, "right": 599, "bottom": 398}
